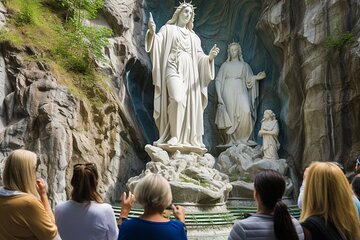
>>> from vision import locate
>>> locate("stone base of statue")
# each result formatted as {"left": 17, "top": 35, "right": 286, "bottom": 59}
{"left": 216, "top": 143, "right": 296, "bottom": 199}
{"left": 127, "top": 144, "right": 234, "bottom": 239}
{"left": 127, "top": 144, "right": 232, "bottom": 204}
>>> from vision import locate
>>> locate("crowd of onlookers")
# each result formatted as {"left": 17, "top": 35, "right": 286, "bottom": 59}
{"left": 0, "top": 149, "right": 360, "bottom": 240}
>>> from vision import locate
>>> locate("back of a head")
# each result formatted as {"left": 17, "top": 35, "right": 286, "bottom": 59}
{"left": 300, "top": 162, "right": 360, "bottom": 240}
{"left": 71, "top": 163, "right": 102, "bottom": 203}
{"left": 134, "top": 173, "right": 172, "bottom": 211}
{"left": 254, "top": 170, "right": 299, "bottom": 240}
{"left": 3, "top": 149, "right": 37, "bottom": 195}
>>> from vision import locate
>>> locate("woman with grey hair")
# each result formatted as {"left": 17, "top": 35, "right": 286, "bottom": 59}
{"left": 118, "top": 173, "right": 187, "bottom": 240}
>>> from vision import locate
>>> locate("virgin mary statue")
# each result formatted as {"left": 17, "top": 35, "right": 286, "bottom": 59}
{"left": 215, "top": 42, "right": 265, "bottom": 145}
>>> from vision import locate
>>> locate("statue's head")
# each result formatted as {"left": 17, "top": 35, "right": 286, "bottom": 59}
{"left": 167, "top": 1, "right": 195, "bottom": 30}
{"left": 263, "top": 109, "right": 276, "bottom": 121}
{"left": 227, "top": 42, "right": 244, "bottom": 62}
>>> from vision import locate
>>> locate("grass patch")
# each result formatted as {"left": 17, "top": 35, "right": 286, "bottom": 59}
{"left": 1, "top": 0, "right": 112, "bottom": 107}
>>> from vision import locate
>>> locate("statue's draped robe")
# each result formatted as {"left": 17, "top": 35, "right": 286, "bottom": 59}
{"left": 145, "top": 25, "right": 214, "bottom": 147}
{"left": 215, "top": 60, "right": 258, "bottom": 144}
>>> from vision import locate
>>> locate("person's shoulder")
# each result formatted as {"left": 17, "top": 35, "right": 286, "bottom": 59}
{"left": 96, "top": 202, "right": 116, "bottom": 215}
{"left": 18, "top": 194, "right": 41, "bottom": 206}
{"left": 169, "top": 219, "right": 185, "bottom": 227}
{"left": 236, "top": 214, "right": 274, "bottom": 230}
{"left": 55, "top": 200, "right": 73, "bottom": 211}
{"left": 120, "top": 218, "right": 142, "bottom": 229}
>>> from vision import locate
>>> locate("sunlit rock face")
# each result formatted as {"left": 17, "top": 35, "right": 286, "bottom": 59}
{"left": 257, "top": 0, "right": 360, "bottom": 169}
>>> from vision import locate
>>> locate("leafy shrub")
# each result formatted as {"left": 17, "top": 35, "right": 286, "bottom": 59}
{"left": 325, "top": 31, "right": 356, "bottom": 50}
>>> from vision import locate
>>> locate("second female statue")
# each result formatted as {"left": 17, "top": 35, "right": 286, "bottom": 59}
{"left": 215, "top": 42, "right": 265, "bottom": 145}
{"left": 145, "top": 2, "right": 219, "bottom": 149}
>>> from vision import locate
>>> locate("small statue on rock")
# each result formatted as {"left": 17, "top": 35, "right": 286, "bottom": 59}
{"left": 259, "top": 109, "right": 280, "bottom": 160}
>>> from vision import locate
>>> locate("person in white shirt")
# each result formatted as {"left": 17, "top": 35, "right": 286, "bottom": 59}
{"left": 55, "top": 163, "right": 119, "bottom": 240}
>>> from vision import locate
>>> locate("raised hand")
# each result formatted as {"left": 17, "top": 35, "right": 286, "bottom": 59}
{"left": 172, "top": 204, "right": 186, "bottom": 224}
{"left": 121, "top": 191, "right": 135, "bottom": 218}
{"left": 209, "top": 44, "right": 220, "bottom": 61}
{"left": 148, "top": 12, "right": 156, "bottom": 34}
{"left": 36, "top": 178, "right": 47, "bottom": 197}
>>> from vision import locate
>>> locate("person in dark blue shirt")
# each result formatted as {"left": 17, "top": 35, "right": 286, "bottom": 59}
{"left": 118, "top": 173, "right": 187, "bottom": 240}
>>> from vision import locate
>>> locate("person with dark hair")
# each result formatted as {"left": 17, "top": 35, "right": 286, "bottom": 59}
{"left": 352, "top": 174, "right": 360, "bottom": 200}
{"left": 228, "top": 170, "right": 304, "bottom": 240}
{"left": 55, "top": 163, "right": 123, "bottom": 240}
{"left": 0, "top": 149, "right": 58, "bottom": 239}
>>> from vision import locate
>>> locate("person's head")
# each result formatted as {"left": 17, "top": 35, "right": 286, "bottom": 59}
{"left": 352, "top": 174, "right": 360, "bottom": 200}
{"left": 71, "top": 163, "right": 102, "bottom": 203}
{"left": 134, "top": 173, "right": 172, "bottom": 212}
{"left": 167, "top": 2, "right": 195, "bottom": 30}
{"left": 300, "top": 162, "right": 360, "bottom": 240}
{"left": 2, "top": 149, "right": 38, "bottom": 195}
{"left": 227, "top": 42, "right": 244, "bottom": 62}
{"left": 254, "top": 170, "right": 299, "bottom": 240}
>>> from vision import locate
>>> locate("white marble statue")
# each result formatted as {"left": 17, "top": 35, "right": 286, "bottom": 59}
{"left": 215, "top": 42, "right": 265, "bottom": 145}
{"left": 259, "top": 109, "right": 280, "bottom": 160}
{"left": 145, "top": 2, "right": 219, "bottom": 150}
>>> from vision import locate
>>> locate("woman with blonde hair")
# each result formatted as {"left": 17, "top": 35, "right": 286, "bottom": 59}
{"left": 300, "top": 162, "right": 360, "bottom": 240}
{"left": 118, "top": 173, "right": 187, "bottom": 240}
{"left": 0, "top": 149, "right": 57, "bottom": 239}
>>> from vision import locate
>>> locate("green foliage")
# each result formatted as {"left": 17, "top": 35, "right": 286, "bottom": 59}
{"left": 13, "top": 0, "right": 39, "bottom": 26}
{"left": 54, "top": 22, "right": 112, "bottom": 74}
{"left": 0, "top": 29, "right": 23, "bottom": 48}
{"left": 56, "top": 0, "right": 103, "bottom": 20}
{"left": 325, "top": 30, "right": 356, "bottom": 50}
{"left": 49, "top": 0, "right": 113, "bottom": 72}
{"left": 2, "top": 0, "right": 111, "bottom": 107}
{"left": 79, "top": 25, "right": 112, "bottom": 60}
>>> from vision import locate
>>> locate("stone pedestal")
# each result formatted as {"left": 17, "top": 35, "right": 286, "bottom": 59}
{"left": 216, "top": 144, "right": 295, "bottom": 198}
{"left": 127, "top": 144, "right": 232, "bottom": 204}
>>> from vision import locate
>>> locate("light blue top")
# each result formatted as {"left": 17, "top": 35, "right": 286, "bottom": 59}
{"left": 55, "top": 200, "right": 118, "bottom": 240}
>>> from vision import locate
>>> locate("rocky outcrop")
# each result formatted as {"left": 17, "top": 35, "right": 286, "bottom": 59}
{"left": 257, "top": 0, "right": 360, "bottom": 170}
{"left": 0, "top": 46, "right": 146, "bottom": 205}
{"left": 216, "top": 144, "right": 294, "bottom": 198}
{"left": 0, "top": 0, "right": 148, "bottom": 206}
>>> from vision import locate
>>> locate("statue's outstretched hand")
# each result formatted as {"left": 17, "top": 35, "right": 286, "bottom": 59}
{"left": 209, "top": 44, "right": 220, "bottom": 61}
{"left": 148, "top": 12, "right": 156, "bottom": 34}
{"left": 256, "top": 71, "right": 266, "bottom": 80}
